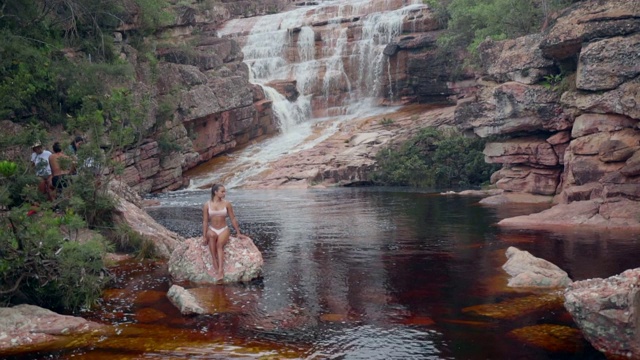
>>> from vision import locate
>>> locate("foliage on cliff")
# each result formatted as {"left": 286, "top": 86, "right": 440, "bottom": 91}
{"left": 426, "top": 0, "right": 579, "bottom": 56}
{"left": 0, "top": 0, "right": 171, "bottom": 312}
{"left": 373, "top": 128, "right": 499, "bottom": 188}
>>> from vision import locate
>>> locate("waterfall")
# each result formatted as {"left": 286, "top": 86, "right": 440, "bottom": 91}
{"left": 218, "top": 0, "right": 426, "bottom": 129}
{"left": 188, "top": 0, "right": 427, "bottom": 189}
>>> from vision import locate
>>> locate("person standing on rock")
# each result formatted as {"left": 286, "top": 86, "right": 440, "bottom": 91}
{"left": 202, "top": 184, "right": 248, "bottom": 279}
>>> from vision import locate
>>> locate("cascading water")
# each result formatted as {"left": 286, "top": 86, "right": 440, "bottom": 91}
{"left": 189, "top": 0, "right": 426, "bottom": 188}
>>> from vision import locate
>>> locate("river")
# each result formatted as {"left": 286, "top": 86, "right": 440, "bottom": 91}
{"left": 16, "top": 187, "right": 640, "bottom": 359}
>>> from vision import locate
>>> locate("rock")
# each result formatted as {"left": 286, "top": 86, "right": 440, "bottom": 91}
{"left": 0, "top": 304, "right": 106, "bottom": 352}
{"left": 507, "top": 324, "right": 586, "bottom": 353}
{"left": 576, "top": 34, "right": 640, "bottom": 91}
{"left": 564, "top": 268, "right": 640, "bottom": 358}
{"left": 502, "top": 246, "right": 572, "bottom": 288}
{"left": 167, "top": 285, "right": 206, "bottom": 315}
{"left": 462, "top": 293, "right": 564, "bottom": 320}
{"left": 489, "top": 166, "right": 561, "bottom": 196}
{"left": 498, "top": 199, "right": 640, "bottom": 231}
{"left": 478, "top": 34, "right": 554, "bottom": 84}
{"left": 561, "top": 77, "right": 640, "bottom": 120}
{"left": 168, "top": 237, "right": 263, "bottom": 284}
{"left": 109, "top": 181, "right": 183, "bottom": 259}
{"left": 479, "top": 192, "right": 553, "bottom": 205}
{"left": 540, "top": 0, "right": 640, "bottom": 60}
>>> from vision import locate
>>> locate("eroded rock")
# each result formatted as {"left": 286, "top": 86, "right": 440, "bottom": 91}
{"left": 168, "top": 237, "right": 263, "bottom": 284}
{"left": 502, "top": 247, "right": 572, "bottom": 288}
{"left": 564, "top": 268, "right": 640, "bottom": 358}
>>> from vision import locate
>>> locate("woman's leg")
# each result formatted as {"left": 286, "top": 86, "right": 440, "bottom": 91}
{"left": 216, "top": 228, "right": 231, "bottom": 276}
{"left": 207, "top": 230, "right": 219, "bottom": 271}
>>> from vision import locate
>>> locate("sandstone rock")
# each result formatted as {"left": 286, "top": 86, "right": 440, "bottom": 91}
{"left": 540, "top": 0, "right": 640, "bottom": 60}
{"left": 564, "top": 268, "right": 640, "bottom": 358}
{"left": 478, "top": 192, "right": 553, "bottom": 205}
{"left": 561, "top": 77, "right": 640, "bottom": 120}
{"left": 479, "top": 34, "right": 554, "bottom": 84}
{"left": 168, "top": 237, "right": 263, "bottom": 284}
{"left": 598, "top": 139, "right": 636, "bottom": 163}
{"left": 0, "top": 304, "right": 106, "bottom": 352}
{"left": 473, "top": 82, "right": 571, "bottom": 137}
{"left": 571, "top": 113, "right": 637, "bottom": 138}
{"left": 491, "top": 166, "right": 561, "bottom": 196}
{"left": 620, "top": 150, "right": 640, "bottom": 176}
{"left": 498, "top": 199, "right": 640, "bottom": 231}
{"left": 502, "top": 246, "right": 572, "bottom": 288}
{"left": 462, "top": 293, "right": 564, "bottom": 320}
{"left": 484, "top": 138, "right": 559, "bottom": 166}
{"left": 576, "top": 34, "right": 640, "bottom": 91}
{"left": 109, "top": 181, "right": 183, "bottom": 259}
{"left": 167, "top": 285, "right": 206, "bottom": 315}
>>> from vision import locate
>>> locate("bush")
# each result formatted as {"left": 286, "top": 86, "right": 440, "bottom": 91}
{"left": 372, "top": 128, "right": 499, "bottom": 188}
{"left": 0, "top": 205, "right": 110, "bottom": 312}
{"left": 429, "top": 0, "right": 576, "bottom": 63}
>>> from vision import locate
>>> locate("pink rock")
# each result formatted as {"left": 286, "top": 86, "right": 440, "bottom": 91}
{"left": 168, "top": 237, "right": 263, "bottom": 284}
{"left": 0, "top": 304, "right": 106, "bottom": 351}
{"left": 502, "top": 247, "right": 572, "bottom": 288}
{"left": 564, "top": 268, "right": 640, "bottom": 358}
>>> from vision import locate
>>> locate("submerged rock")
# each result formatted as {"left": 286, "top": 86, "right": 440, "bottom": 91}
{"left": 564, "top": 268, "right": 640, "bottom": 358}
{"left": 167, "top": 285, "right": 206, "bottom": 315}
{"left": 0, "top": 304, "right": 106, "bottom": 354}
{"left": 462, "top": 293, "right": 564, "bottom": 320}
{"left": 168, "top": 237, "right": 263, "bottom": 284}
{"left": 508, "top": 324, "right": 585, "bottom": 353}
{"left": 503, "top": 247, "right": 572, "bottom": 288}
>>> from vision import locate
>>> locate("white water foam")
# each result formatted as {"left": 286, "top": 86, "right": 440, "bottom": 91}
{"left": 190, "top": 0, "right": 425, "bottom": 188}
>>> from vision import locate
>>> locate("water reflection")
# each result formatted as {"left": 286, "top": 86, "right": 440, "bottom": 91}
{"left": 12, "top": 188, "right": 640, "bottom": 359}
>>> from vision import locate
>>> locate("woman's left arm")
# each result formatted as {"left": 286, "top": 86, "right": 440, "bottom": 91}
{"left": 227, "top": 202, "right": 248, "bottom": 239}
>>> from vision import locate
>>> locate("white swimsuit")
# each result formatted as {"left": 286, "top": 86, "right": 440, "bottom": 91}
{"left": 208, "top": 203, "right": 228, "bottom": 235}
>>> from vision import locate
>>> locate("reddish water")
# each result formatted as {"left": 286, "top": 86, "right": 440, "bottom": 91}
{"left": 10, "top": 188, "right": 640, "bottom": 359}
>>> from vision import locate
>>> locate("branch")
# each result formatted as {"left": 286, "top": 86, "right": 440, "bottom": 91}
{"left": 0, "top": 273, "right": 26, "bottom": 295}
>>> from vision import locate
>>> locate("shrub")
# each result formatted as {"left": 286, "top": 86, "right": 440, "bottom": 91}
{"left": 429, "top": 0, "right": 576, "bottom": 65}
{"left": 372, "top": 128, "right": 499, "bottom": 188}
{"left": 0, "top": 205, "right": 110, "bottom": 312}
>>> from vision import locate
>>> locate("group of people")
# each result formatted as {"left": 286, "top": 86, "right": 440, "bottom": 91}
{"left": 30, "top": 136, "right": 85, "bottom": 201}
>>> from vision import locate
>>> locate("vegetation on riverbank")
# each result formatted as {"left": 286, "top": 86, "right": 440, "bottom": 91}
{"left": 0, "top": 0, "right": 170, "bottom": 312}
{"left": 372, "top": 128, "right": 499, "bottom": 188}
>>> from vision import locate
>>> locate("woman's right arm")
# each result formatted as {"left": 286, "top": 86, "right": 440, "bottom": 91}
{"left": 202, "top": 203, "right": 208, "bottom": 244}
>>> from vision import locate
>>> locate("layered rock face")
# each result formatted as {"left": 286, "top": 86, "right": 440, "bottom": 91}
{"left": 459, "top": 0, "right": 640, "bottom": 229}
{"left": 109, "top": 2, "right": 280, "bottom": 193}
{"left": 218, "top": 0, "right": 450, "bottom": 120}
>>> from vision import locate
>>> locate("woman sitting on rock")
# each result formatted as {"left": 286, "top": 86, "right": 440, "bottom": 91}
{"left": 202, "top": 184, "right": 248, "bottom": 278}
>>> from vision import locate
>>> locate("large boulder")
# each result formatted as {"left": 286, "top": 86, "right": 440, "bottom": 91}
{"left": 564, "top": 268, "right": 640, "bottom": 358}
{"left": 109, "top": 181, "right": 183, "bottom": 259}
{"left": 502, "top": 247, "right": 572, "bottom": 288}
{"left": 168, "top": 237, "right": 263, "bottom": 284}
{"left": 0, "top": 305, "right": 106, "bottom": 353}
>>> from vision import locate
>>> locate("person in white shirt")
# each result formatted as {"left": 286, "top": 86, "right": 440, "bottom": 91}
{"left": 30, "top": 142, "right": 54, "bottom": 201}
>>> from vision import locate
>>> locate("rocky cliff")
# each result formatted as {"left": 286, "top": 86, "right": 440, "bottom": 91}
{"left": 456, "top": 0, "right": 640, "bottom": 229}
{"left": 113, "top": 0, "right": 639, "bottom": 229}
{"left": 107, "top": 0, "right": 294, "bottom": 193}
